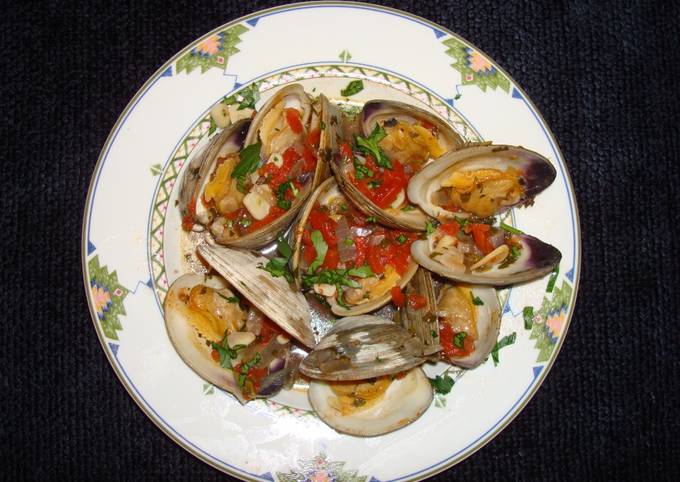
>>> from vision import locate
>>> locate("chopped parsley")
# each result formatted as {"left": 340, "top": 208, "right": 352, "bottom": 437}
{"left": 429, "top": 372, "right": 455, "bottom": 395}
{"left": 500, "top": 221, "right": 524, "bottom": 234}
{"left": 523, "top": 306, "right": 534, "bottom": 330}
{"left": 223, "top": 85, "right": 260, "bottom": 111}
{"left": 276, "top": 180, "right": 298, "bottom": 211}
{"left": 237, "top": 352, "right": 262, "bottom": 386}
{"left": 356, "top": 124, "right": 391, "bottom": 169}
{"left": 367, "top": 180, "right": 382, "bottom": 189}
{"left": 453, "top": 331, "right": 468, "bottom": 348}
{"left": 454, "top": 216, "right": 469, "bottom": 230}
{"left": 340, "top": 79, "right": 364, "bottom": 97}
{"left": 231, "top": 142, "right": 262, "bottom": 184}
{"left": 302, "top": 264, "right": 374, "bottom": 290}
{"left": 546, "top": 264, "right": 560, "bottom": 292}
{"left": 217, "top": 292, "right": 239, "bottom": 304}
{"left": 499, "top": 244, "right": 522, "bottom": 269}
{"left": 239, "top": 218, "right": 252, "bottom": 229}
{"left": 425, "top": 219, "right": 440, "bottom": 236}
{"left": 365, "top": 216, "right": 377, "bottom": 223}
{"left": 354, "top": 158, "right": 373, "bottom": 179}
{"left": 491, "top": 332, "right": 517, "bottom": 366}
{"left": 210, "top": 331, "right": 246, "bottom": 369}
{"left": 343, "top": 238, "right": 354, "bottom": 247}
{"left": 259, "top": 235, "right": 294, "bottom": 283}
{"left": 307, "top": 230, "right": 328, "bottom": 273}
{"left": 395, "top": 234, "right": 408, "bottom": 244}
{"left": 401, "top": 205, "right": 416, "bottom": 212}
{"left": 470, "top": 292, "right": 484, "bottom": 305}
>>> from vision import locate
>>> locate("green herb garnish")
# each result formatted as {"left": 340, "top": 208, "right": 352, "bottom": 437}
{"left": 454, "top": 216, "right": 469, "bottom": 230}
{"left": 231, "top": 142, "right": 262, "bottom": 182}
{"left": 500, "top": 221, "right": 523, "bottom": 234}
{"left": 429, "top": 372, "right": 455, "bottom": 395}
{"left": 210, "top": 331, "right": 245, "bottom": 369}
{"left": 401, "top": 205, "right": 415, "bottom": 212}
{"left": 453, "top": 331, "right": 468, "bottom": 348}
{"left": 396, "top": 234, "right": 407, "bottom": 244}
{"left": 470, "top": 292, "right": 484, "bottom": 305}
{"left": 491, "top": 332, "right": 517, "bottom": 366}
{"left": 523, "top": 306, "right": 534, "bottom": 330}
{"left": 546, "top": 264, "right": 559, "bottom": 292}
{"left": 425, "top": 219, "right": 440, "bottom": 236}
{"left": 340, "top": 79, "right": 364, "bottom": 97}
{"left": 367, "top": 180, "right": 381, "bottom": 189}
{"left": 307, "top": 230, "right": 328, "bottom": 273}
{"left": 216, "top": 292, "right": 239, "bottom": 304}
{"left": 259, "top": 235, "right": 294, "bottom": 282}
{"left": 356, "top": 124, "right": 391, "bottom": 169}
{"left": 365, "top": 216, "right": 377, "bottom": 223}
{"left": 239, "top": 218, "right": 252, "bottom": 228}
{"left": 354, "top": 159, "right": 373, "bottom": 179}
{"left": 343, "top": 238, "right": 354, "bottom": 247}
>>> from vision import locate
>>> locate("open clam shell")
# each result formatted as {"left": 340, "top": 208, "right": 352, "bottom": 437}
{"left": 197, "top": 244, "right": 316, "bottom": 348}
{"left": 178, "top": 119, "right": 250, "bottom": 228}
{"left": 330, "top": 100, "right": 464, "bottom": 231}
{"left": 290, "top": 177, "right": 419, "bottom": 316}
{"left": 196, "top": 84, "right": 337, "bottom": 249}
{"left": 410, "top": 230, "right": 561, "bottom": 285}
{"left": 308, "top": 366, "right": 433, "bottom": 437}
{"left": 164, "top": 273, "right": 297, "bottom": 403}
{"left": 407, "top": 144, "right": 557, "bottom": 220}
{"left": 397, "top": 268, "right": 441, "bottom": 358}
{"left": 436, "top": 284, "right": 501, "bottom": 368}
{"left": 299, "top": 315, "right": 428, "bottom": 381}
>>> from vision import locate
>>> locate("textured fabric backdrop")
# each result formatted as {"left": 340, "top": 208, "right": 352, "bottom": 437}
{"left": 2, "top": 0, "right": 679, "bottom": 480}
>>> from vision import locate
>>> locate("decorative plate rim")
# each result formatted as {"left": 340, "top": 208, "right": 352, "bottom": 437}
{"left": 81, "top": 2, "right": 582, "bottom": 480}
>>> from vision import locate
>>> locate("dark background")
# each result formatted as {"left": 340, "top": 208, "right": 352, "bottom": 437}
{"left": 3, "top": 0, "right": 679, "bottom": 480}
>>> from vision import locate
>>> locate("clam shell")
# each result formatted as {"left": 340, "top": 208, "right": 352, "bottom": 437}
{"left": 407, "top": 144, "right": 557, "bottom": 220}
{"left": 397, "top": 268, "right": 441, "bottom": 357}
{"left": 329, "top": 100, "right": 465, "bottom": 231}
{"left": 410, "top": 233, "right": 561, "bottom": 285}
{"left": 437, "top": 284, "right": 501, "bottom": 368}
{"left": 299, "top": 315, "right": 428, "bottom": 381}
{"left": 290, "top": 177, "right": 419, "bottom": 316}
{"left": 163, "top": 273, "right": 247, "bottom": 403}
{"left": 178, "top": 119, "right": 250, "bottom": 226}
{"left": 197, "top": 244, "right": 316, "bottom": 348}
{"left": 210, "top": 85, "right": 335, "bottom": 249}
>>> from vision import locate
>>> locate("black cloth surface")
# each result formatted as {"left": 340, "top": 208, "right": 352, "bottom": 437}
{"left": 2, "top": 0, "right": 679, "bottom": 480}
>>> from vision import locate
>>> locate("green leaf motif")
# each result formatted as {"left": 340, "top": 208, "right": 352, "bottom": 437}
{"left": 442, "top": 37, "right": 511, "bottom": 93}
{"left": 339, "top": 49, "right": 352, "bottom": 63}
{"left": 150, "top": 163, "right": 163, "bottom": 176}
{"left": 176, "top": 24, "right": 249, "bottom": 74}
{"left": 529, "top": 280, "right": 574, "bottom": 362}
{"left": 88, "top": 256, "right": 130, "bottom": 340}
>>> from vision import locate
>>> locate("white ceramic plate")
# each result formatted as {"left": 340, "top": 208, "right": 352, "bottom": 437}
{"left": 82, "top": 2, "right": 581, "bottom": 480}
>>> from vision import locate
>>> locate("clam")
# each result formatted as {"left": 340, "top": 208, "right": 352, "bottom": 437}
{"left": 197, "top": 244, "right": 316, "bottom": 348}
{"left": 435, "top": 284, "right": 501, "bottom": 368}
{"left": 178, "top": 119, "right": 250, "bottom": 229}
{"left": 308, "top": 367, "right": 432, "bottom": 436}
{"left": 407, "top": 145, "right": 557, "bottom": 220}
{"left": 410, "top": 220, "right": 561, "bottom": 285}
{"left": 330, "top": 100, "right": 464, "bottom": 231}
{"left": 181, "top": 84, "right": 339, "bottom": 249}
{"left": 291, "top": 178, "right": 418, "bottom": 316}
{"left": 397, "top": 268, "right": 441, "bottom": 358}
{"left": 300, "top": 315, "right": 433, "bottom": 436}
{"left": 299, "top": 315, "right": 428, "bottom": 381}
{"left": 163, "top": 273, "right": 298, "bottom": 403}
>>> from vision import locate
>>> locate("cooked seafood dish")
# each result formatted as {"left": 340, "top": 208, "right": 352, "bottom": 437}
{"left": 165, "top": 82, "right": 562, "bottom": 436}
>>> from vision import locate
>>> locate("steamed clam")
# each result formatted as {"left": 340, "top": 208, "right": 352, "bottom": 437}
{"left": 410, "top": 219, "right": 561, "bottom": 285}
{"left": 300, "top": 316, "right": 433, "bottom": 436}
{"left": 164, "top": 273, "right": 298, "bottom": 403}
{"left": 407, "top": 145, "right": 556, "bottom": 220}
{"left": 180, "top": 84, "right": 339, "bottom": 248}
{"left": 291, "top": 178, "right": 419, "bottom": 316}
{"left": 331, "top": 100, "right": 464, "bottom": 231}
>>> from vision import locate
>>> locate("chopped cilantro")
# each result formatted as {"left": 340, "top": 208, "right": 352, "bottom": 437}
{"left": 259, "top": 235, "right": 294, "bottom": 282}
{"left": 231, "top": 142, "right": 262, "bottom": 182}
{"left": 500, "top": 221, "right": 524, "bottom": 234}
{"left": 239, "top": 218, "right": 252, "bottom": 228}
{"left": 396, "top": 234, "right": 407, "bottom": 244}
{"left": 425, "top": 219, "right": 440, "bottom": 236}
{"left": 470, "top": 292, "right": 484, "bottom": 305}
{"left": 307, "top": 230, "right": 328, "bottom": 273}
{"left": 429, "top": 372, "right": 455, "bottom": 395}
{"left": 343, "top": 238, "right": 354, "bottom": 247}
{"left": 356, "top": 124, "right": 391, "bottom": 169}
{"left": 546, "top": 264, "right": 560, "bottom": 292}
{"left": 491, "top": 332, "right": 517, "bottom": 366}
{"left": 365, "top": 216, "right": 377, "bottom": 223}
{"left": 453, "top": 331, "right": 467, "bottom": 348}
{"left": 401, "top": 205, "right": 415, "bottom": 212}
{"left": 340, "top": 79, "right": 364, "bottom": 97}
{"left": 210, "top": 331, "right": 245, "bottom": 369}
{"left": 367, "top": 180, "right": 381, "bottom": 189}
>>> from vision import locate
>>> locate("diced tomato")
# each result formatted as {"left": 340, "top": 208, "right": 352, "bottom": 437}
{"left": 309, "top": 209, "right": 337, "bottom": 246}
{"left": 391, "top": 286, "right": 405, "bottom": 307}
{"left": 260, "top": 146, "right": 300, "bottom": 191}
{"left": 282, "top": 146, "right": 301, "bottom": 165}
{"left": 211, "top": 349, "right": 220, "bottom": 363}
{"left": 339, "top": 142, "right": 353, "bottom": 160}
{"left": 302, "top": 231, "right": 317, "bottom": 265}
{"left": 407, "top": 294, "right": 428, "bottom": 310}
{"left": 352, "top": 156, "right": 408, "bottom": 209}
{"left": 307, "top": 127, "right": 321, "bottom": 148}
{"left": 285, "top": 108, "right": 303, "bottom": 134}
{"left": 420, "top": 119, "right": 436, "bottom": 131}
{"left": 352, "top": 236, "right": 370, "bottom": 267}
{"left": 182, "top": 197, "right": 197, "bottom": 231}
{"left": 439, "top": 221, "right": 460, "bottom": 237}
{"left": 259, "top": 317, "right": 284, "bottom": 343}
{"left": 439, "top": 323, "right": 474, "bottom": 359}
{"left": 470, "top": 223, "right": 494, "bottom": 255}
{"left": 246, "top": 366, "right": 268, "bottom": 392}
{"left": 247, "top": 206, "right": 286, "bottom": 233}
{"left": 323, "top": 247, "right": 339, "bottom": 269}
{"left": 302, "top": 144, "right": 317, "bottom": 172}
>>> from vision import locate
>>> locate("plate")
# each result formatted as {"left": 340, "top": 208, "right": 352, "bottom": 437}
{"left": 82, "top": 2, "right": 581, "bottom": 480}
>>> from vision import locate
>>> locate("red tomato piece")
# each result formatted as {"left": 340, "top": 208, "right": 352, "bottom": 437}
{"left": 391, "top": 286, "right": 405, "bottom": 307}
{"left": 407, "top": 294, "right": 428, "bottom": 310}
{"left": 470, "top": 223, "right": 494, "bottom": 254}
{"left": 285, "top": 108, "right": 303, "bottom": 134}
